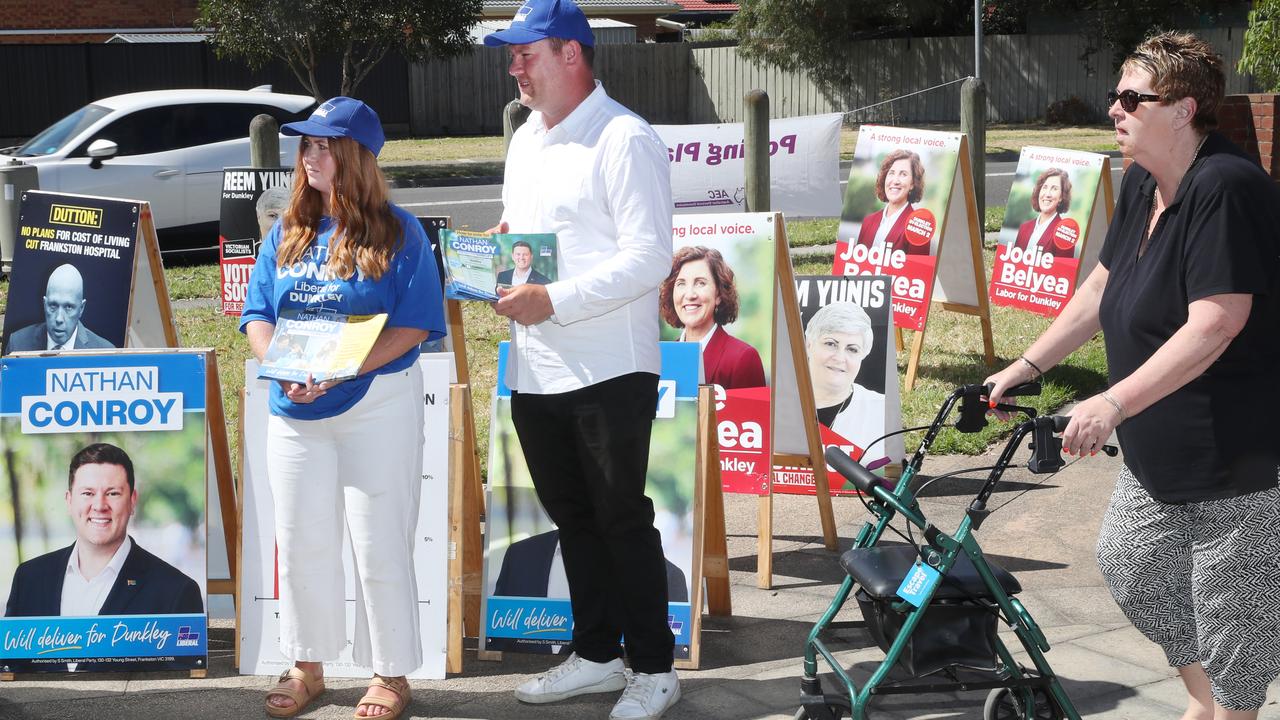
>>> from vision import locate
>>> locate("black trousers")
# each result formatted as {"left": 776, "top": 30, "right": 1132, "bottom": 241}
{"left": 510, "top": 371, "right": 674, "bottom": 674}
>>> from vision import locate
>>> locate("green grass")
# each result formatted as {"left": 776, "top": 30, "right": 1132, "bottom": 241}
{"left": 985, "top": 206, "right": 1006, "bottom": 233}
{"left": 166, "top": 264, "right": 222, "bottom": 301}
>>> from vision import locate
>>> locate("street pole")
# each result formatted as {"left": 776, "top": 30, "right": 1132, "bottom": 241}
{"left": 964, "top": 0, "right": 986, "bottom": 228}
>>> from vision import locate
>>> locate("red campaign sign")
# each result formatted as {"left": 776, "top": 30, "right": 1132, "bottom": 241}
{"left": 220, "top": 236, "right": 256, "bottom": 316}
{"left": 989, "top": 241, "right": 1080, "bottom": 318}
{"left": 716, "top": 385, "right": 772, "bottom": 495}
{"left": 832, "top": 244, "right": 936, "bottom": 331}
{"left": 832, "top": 207, "right": 939, "bottom": 331}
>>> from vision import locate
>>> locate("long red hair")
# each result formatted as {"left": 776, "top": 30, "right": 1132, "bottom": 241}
{"left": 276, "top": 136, "right": 400, "bottom": 281}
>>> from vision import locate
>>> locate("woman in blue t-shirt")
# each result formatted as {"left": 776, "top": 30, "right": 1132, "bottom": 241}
{"left": 239, "top": 97, "right": 445, "bottom": 720}
{"left": 987, "top": 33, "right": 1280, "bottom": 717}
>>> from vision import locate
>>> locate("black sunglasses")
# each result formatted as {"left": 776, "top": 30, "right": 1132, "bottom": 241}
{"left": 1107, "top": 89, "right": 1162, "bottom": 113}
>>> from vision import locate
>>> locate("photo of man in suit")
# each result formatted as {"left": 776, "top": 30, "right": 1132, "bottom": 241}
{"left": 494, "top": 529, "right": 688, "bottom": 603}
{"left": 4, "top": 264, "right": 114, "bottom": 352}
{"left": 4, "top": 442, "right": 204, "bottom": 619}
{"left": 496, "top": 240, "right": 551, "bottom": 287}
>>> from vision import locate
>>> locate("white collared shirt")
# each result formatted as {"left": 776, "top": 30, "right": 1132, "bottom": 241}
{"left": 61, "top": 537, "right": 133, "bottom": 616}
{"left": 1029, "top": 213, "right": 1058, "bottom": 247}
{"left": 679, "top": 323, "right": 718, "bottom": 350}
{"left": 511, "top": 267, "right": 532, "bottom": 286}
{"left": 501, "top": 82, "right": 674, "bottom": 394}
{"left": 47, "top": 326, "right": 78, "bottom": 351}
{"left": 872, "top": 204, "right": 908, "bottom": 249}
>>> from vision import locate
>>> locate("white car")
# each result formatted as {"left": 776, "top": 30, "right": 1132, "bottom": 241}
{"left": 1, "top": 87, "right": 315, "bottom": 242}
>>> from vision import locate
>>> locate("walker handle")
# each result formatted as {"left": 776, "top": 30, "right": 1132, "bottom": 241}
{"left": 824, "top": 446, "right": 879, "bottom": 495}
{"left": 1050, "top": 414, "right": 1119, "bottom": 456}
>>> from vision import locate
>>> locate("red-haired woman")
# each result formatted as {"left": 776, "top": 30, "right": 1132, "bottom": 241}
{"left": 240, "top": 97, "right": 445, "bottom": 720}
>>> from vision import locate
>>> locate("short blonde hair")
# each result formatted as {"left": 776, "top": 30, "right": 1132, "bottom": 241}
{"left": 1121, "top": 31, "right": 1224, "bottom": 132}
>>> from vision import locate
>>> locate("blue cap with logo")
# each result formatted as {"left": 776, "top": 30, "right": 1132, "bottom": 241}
{"left": 281, "top": 96, "right": 386, "bottom": 157}
{"left": 483, "top": 0, "right": 595, "bottom": 48}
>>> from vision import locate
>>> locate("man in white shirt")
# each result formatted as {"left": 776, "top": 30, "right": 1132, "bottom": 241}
{"left": 484, "top": 1, "right": 679, "bottom": 717}
{"left": 5, "top": 443, "right": 203, "bottom": 621}
{"left": 4, "top": 264, "right": 115, "bottom": 352}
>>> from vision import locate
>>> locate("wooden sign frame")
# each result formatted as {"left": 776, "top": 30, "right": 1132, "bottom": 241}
{"left": 762, "top": 213, "right": 840, "bottom": 589}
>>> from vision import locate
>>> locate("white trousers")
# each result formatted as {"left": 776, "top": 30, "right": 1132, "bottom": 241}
{"left": 266, "top": 368, "right": 425, "bottom": 676}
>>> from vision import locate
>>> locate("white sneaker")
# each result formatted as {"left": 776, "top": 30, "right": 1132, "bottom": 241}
{"left": 514, "top": 652, "right": 628, "bottom": 704}
{"left": 609, "top": 668, "right": 681, "bottom": 720}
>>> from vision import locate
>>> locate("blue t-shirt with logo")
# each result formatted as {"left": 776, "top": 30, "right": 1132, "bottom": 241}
{"left": 239, "top": 204, "right": 446, "bottom": 419}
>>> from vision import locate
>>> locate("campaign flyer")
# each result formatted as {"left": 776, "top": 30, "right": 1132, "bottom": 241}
{"left": 0, "top": 353, "right": 209, "bottom": 673}
{"left": 257, "top": 310, "right": 387, "bottom": 384}
{"left": 480, "top": 342, "right": 699, "bottom": 660}
{"left": 988, "top": 147, "right": 1106, "bottom": 317}
{"left": 833, "top": 126, "right": 962, "bottom": 332}
{"left": 2, "top": 191, "right": 139, "bottom": 354}
{"left": 218, "top": 168, "right": 294, "bottom": 316}
{"left": 774, "top": 275, "right": 903, "bottom": 496}
{"left": 666, "top": 213, "right": 775, "bottom": 495}
{"left": 441, "top": 230, "right": 558, "bottom": 301}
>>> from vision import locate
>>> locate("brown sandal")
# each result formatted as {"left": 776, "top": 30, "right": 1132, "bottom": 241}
{"left": 266, "top": 666, "right": 326, "bottom": 718}
{"left": 354, "top": 675, "right": 411, "bottom": 720}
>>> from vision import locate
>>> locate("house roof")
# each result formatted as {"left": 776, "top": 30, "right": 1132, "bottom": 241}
{"left": 668, "top": 0, "right": 739, "bottom": 11}
{"left": 105, "top": 32, "right": 208, "bottom": 43}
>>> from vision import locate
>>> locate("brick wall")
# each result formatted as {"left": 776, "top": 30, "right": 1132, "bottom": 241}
{"left": 1218, "top": 93, "right": 1280, "bottom": 179}
{"left": 0, "top": 0, "right": 198, "bottom": 42}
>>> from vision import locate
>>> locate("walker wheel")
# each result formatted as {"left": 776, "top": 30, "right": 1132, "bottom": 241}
{"left": 794, "top": 705, "right": 845, "bottom": 720}
{"left": 983, "top": 687, "right": 1063, "bottom": 720}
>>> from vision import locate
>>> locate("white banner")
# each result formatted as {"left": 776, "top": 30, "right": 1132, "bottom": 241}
{"left": 239, "top": 355, "right": 453, "bottom": 679}
{"left": 654, "top": 113, "right": 842, "bottom": 218}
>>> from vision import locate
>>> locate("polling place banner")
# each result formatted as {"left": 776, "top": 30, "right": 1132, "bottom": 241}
{"left": 655, "top": 114, "right": 842, "bottom": 218}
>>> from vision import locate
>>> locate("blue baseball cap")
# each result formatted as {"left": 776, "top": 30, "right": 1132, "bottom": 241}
{"left": 483, "top": 0, "right": 595, "bottom": 48}
{"left": 281, "top": 97, "right": 385, "bottom": 157}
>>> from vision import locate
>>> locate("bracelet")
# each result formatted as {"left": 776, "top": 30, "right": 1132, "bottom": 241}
{"left": 1019, "top": 356, "right": 1043, "bottom": 381}
{"left": 1100, "top": 390, "right": 1126, "bottom": 421}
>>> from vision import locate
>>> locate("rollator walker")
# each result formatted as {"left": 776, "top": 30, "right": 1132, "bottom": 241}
{"left": 797, "top": 382, "right": 1114, "bottom": 720}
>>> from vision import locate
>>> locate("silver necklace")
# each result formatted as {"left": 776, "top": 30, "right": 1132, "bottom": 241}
{"left": 1141, "top": 133, "right": 1208, "bottom": 257}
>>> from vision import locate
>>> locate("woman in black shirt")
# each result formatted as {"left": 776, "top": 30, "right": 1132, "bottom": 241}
{"left": 987, "top": 32, "right": 1280, "bottom": 717}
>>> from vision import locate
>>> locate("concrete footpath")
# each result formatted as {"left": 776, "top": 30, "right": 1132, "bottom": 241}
{"left": 2, "top": 445, "right": 1278, "bottom": 719}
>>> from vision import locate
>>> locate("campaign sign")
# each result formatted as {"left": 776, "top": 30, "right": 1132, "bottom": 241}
{"left": 481, "top": 342, "right": 699, "bottom": 659}
{"left": 0, "top": 353, "right": 209, "bottom": 673}
{"left": 833, "top": 126, "right": 962, "bottom": 331}
{"left": 1, "top": 191, "right": 139, "bottom": 354}
{"left": 774, "top": 275, "right": 902, "bottom": 495}
{"left": 654, "top": 113, "right": 842, "bottom": 218}
{"left": 238, "top": 355, "right": 451, "bottom": 679}
{"left": 219, "top": 168, "right": 295, "bottom": 316}
{"left": 989, "top": 147, "right": 1106, "bottom": 317}
{"left": 666, "top": 213, "right": 776, "bottom": 495}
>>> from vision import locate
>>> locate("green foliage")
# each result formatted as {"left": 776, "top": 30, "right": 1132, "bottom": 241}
{"left": 1241, "top": 0, "right": 1280, "bottom": 92}
{"left": 1040, "top": 0, "right": 1231, "bottom": 72}
{"left": 196, "top": 0, "right": 480, "bottom": 100}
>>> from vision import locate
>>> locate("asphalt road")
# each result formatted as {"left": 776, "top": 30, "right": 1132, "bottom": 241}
{"left": 388, "top": 157, "right": 1128, "bottom": 233}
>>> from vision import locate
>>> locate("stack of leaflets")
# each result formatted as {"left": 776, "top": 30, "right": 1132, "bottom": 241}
{"left": 441, "top": 229, "right": 558, "bottom": 301}
{"left": 258, "top": 310, "right": 387, "bottom": 383}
